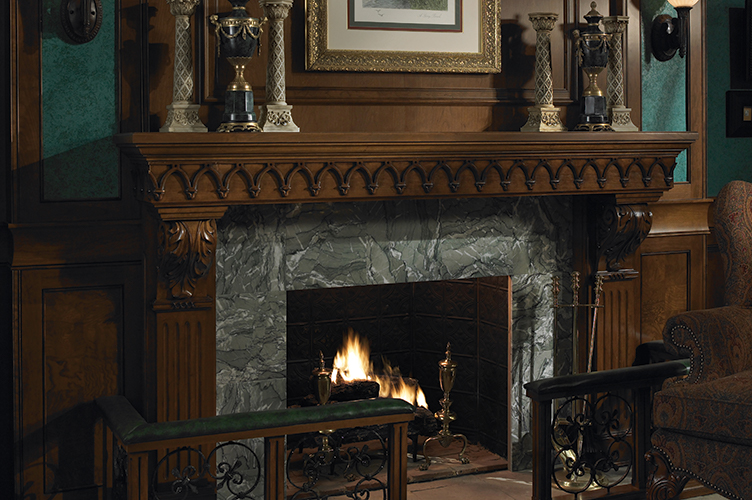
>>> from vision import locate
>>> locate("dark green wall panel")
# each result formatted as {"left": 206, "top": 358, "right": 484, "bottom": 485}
{"left": 641, "top": 0, "right": 688, "bottom": 183}
{"left": 42, "top": 0, "right": 119, "bottom": 201}
{"left": 707, "top": 1, "right": 752, "bottom": 197}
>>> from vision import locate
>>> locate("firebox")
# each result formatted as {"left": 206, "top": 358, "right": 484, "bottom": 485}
{"left": 286, "top": 277, "right": 512, "bottom": 461}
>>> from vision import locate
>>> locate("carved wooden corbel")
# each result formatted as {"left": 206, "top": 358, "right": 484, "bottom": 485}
{"left": 645, "top": 448, "right": 690, "bottom": 500}
{"left": 157, "top": 219, "right": 217, "bottom": 301}
{"left": 593, "top": 199, "right": 653, "bottom": 279}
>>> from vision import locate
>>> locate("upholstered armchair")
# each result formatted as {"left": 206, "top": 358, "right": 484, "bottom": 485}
{"left": 646, "top": 180, "right": 752, "bottom": 500}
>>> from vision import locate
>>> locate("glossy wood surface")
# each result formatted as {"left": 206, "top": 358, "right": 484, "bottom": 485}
{"left": 118, "top": 131, "right": 696, "bottom": 210}
{"left": 5, "top": 1, "right": 711, "bottom": 498}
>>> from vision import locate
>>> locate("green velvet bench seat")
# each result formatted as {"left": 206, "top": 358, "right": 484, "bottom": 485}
{"left": 97, "top": 395, "right": 415, "bottom": 500}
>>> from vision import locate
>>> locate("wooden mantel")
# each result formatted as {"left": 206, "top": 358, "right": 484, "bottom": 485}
{"left": 117, "top": 131, "right": 698, "bottom": 215}
{"left": 116, "top": 131, "right": 697, "bottom": 421}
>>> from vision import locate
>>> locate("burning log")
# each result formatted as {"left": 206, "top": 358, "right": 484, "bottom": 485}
{"left": 302, "top": 379, "right": 381, "bottom": 406}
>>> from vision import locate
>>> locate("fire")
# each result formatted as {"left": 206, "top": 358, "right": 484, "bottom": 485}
{"left": 331, "top": 329, "right": 428, "bottom": 408}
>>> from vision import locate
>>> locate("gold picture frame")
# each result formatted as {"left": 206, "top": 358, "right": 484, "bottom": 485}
{"left": 305, "top": 0, "right": 501, "bottom": 73}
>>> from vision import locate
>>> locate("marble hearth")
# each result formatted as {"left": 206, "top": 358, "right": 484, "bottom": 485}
{"left": 214, "top": 196, "right": 573, "bottom": 470}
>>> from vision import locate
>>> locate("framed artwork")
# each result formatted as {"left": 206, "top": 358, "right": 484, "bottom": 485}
{"left": 305, "top": 0, "right": 501, "bottom": 73}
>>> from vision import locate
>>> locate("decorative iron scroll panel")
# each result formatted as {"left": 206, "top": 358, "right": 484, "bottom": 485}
{"left": 551, "top": 393, "right": 633, "bottom": 495}
{"left": 149, "top": 442, "right": 262, "bottom": 499}
{"left": 287, "top": 427, "right": 388, "bottom": 499}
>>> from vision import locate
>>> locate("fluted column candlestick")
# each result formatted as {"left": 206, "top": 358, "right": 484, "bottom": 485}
{"left": 603, "top": 16, "right": 638, "bottom": 132}
{"left": 258, "top": 0, "right": 299, "bottom": 132}
{"left": 521, "top": 13, "right": 566, "bottom": 132}
{"left": 160, "top": 0, "right": 207, "bottom": 132}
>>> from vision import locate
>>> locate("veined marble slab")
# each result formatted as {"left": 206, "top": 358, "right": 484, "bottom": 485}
{"left": 216, "top": 196, "right": 573, "bottom": 470}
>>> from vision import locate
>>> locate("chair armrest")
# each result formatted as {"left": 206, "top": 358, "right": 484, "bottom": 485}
{"left": 663, "top": 305, "right": 752, "bottom": 385}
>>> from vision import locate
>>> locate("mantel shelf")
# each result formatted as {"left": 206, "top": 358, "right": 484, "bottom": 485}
{"left": 116, "top": 131, "right": 697, "bottom": 218}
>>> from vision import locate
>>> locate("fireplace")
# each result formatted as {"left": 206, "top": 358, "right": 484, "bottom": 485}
{"left": 287, "top": 277, "right": 512, "bottom": 458}
{"left": 215, "top": 195, "right": 574, "bottom": 470}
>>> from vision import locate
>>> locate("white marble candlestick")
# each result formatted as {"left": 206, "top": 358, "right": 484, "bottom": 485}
{"left": 258, "top": 0, "right": 299, "bottom": 132}
{"left": 603, "top": 16, "right": 638, "bottom": 132}
{"left": 160, "top": 0, "right": 207, "bottom": 132}
{"left": 521, "top": 13, "right": 566, "bottom": 132}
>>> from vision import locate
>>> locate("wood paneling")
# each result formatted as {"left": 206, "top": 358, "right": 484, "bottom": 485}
{"left": 10, "top": 0, "right": 139, "bottom": 225}
{"left": 638, "top": 233, "right": 707, "bottom": 345}
{"left": 16, "top": 264, "right": 142, "bottom": 500}
{"left": 42, "top": 287, "right": 121, "bottom": 493}
{"left": 639, "top": 251, "right": 690, "bottom": 342}
{"left": 140, "top": 0, "right": 599, "bottom": 133}
{"left": 597, "top": 279, "right": 639, "bottom": 371}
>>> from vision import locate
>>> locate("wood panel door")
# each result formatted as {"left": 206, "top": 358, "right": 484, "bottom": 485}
{"left": 16, "top": 263, "right": 142, "bottom": 500}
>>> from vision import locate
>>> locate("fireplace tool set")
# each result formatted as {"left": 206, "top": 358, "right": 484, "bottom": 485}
{"left": 550, "top": 272, "right": 634, "bottom": 494}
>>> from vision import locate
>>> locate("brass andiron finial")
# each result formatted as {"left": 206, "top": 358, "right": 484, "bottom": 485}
{"left": 312, "top": 351, "right": 334, "bottom": 452}
{"left": 420, "top": 343, "right": 469, "bottom": 470}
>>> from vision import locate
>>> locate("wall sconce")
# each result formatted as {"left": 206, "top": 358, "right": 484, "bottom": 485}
{"left": 651, "top": 0, "right": 699, "bottom": 61}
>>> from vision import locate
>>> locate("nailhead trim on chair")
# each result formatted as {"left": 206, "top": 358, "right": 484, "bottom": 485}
{"left": 654, "top": 445, "right": 743, "bottom": 500}
{"left": 667, "top": 324, "right": 703, "bottom": 384}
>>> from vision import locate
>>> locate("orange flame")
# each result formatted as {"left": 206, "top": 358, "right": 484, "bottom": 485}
{"left": 331, "top": 329, "right": 427, "bottom": 408}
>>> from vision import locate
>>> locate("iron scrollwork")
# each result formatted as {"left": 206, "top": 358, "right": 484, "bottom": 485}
{"left": 287, "top": 427, "right": 388, "bottom": 499}
{"left": 551, "top": 393, "right": 633, "bottom": 495}
{"left": 151, "top": 441, "right": 261, "bottom": 500}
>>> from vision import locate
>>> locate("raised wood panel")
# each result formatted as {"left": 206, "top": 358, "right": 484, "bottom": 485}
{"left": 638, "top": 234, "right": 706, "bottom": 344}
{"left": 639, "top": 251, "right": 690, "bottom": 342}
{"left": 43, "top": 287, "right": 121, "bottom": 493}
{"left": 17, "top": 264, "right": 142, "bottom": 500}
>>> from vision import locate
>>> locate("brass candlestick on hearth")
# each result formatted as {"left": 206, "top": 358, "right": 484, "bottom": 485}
{"left": 420, "top": 343, "right": 469, "bottom": 470}
{"left": 312, "top": 351, "right": 334, "bottom": 452}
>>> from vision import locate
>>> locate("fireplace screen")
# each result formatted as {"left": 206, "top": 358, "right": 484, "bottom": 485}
{"left": 287, "top": 277, "right": 512, "bottom": 460}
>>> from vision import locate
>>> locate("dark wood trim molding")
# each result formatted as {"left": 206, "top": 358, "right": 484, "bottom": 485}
{"left": 117, "top": 131, "right": 697, "bottom": 210}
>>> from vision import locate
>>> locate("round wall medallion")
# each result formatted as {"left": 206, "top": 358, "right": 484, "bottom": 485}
{"left": 61, "top": 0, "right": 103, "bottom": 44}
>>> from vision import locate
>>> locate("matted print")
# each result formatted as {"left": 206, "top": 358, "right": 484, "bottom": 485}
{"left": 305, "top": 0, "right": 500, "bottom": 73}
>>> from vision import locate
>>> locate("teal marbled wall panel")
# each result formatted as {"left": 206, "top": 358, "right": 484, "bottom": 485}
{"left": 707, "top": 0, "right": 752, "bottom": 196}
{"left": 42, "top": 0, "right": 119, "bottom": 201}
{"left": 641, "top": 0, "right": 688, "bottom": 182}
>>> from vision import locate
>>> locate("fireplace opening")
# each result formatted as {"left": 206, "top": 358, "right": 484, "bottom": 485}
{"left": 286, "top": 277, "right": 512, "bottom": 466}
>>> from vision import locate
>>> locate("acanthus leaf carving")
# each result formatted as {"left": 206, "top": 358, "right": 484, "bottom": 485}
{"left": 158, "top": 219, "right": 217, "bottom": 300}
{"left": 595, "top": 201, "right": 652, "bottom": 273}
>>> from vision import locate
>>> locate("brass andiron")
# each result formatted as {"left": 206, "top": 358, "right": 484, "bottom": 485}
{"left": 312, "top": 351, "right": 334, "bottom": 452}
{"left": 420, "top": 343, "right": 469, "bottom": 470}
